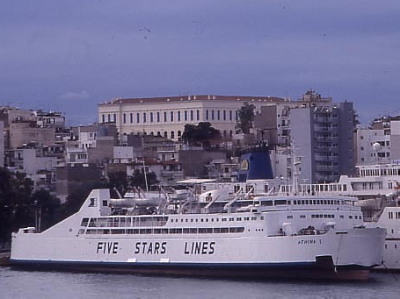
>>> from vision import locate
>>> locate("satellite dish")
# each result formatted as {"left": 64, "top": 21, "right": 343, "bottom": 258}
{"left": 372, "top": 142, "right": 381, "bottom": 152}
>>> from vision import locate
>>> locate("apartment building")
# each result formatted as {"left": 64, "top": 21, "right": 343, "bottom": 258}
{"left": 356, "top": 118, "right": 400, "bottom": 164}
{"left": 289, "top": 92, "right": 356, "bottom": 183}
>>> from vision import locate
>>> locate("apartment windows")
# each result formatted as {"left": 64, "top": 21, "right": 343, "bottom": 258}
{"left": 170, "top": 111, "right": 174, "bottom": 122}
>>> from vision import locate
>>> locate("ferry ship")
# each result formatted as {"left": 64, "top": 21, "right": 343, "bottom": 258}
{"left": 194, "top": 146, "right": 400, "bottom": 271}
{"left": 10, "top": 187, "right": 385, "bottom": 280}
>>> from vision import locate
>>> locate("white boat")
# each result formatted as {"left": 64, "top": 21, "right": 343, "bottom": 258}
{"left": 10, "top": 188, "right": 385, "bottom": 281}
{"left": 280, "top": 163, "right": 400, "bottom": 271}
{"left": 193, "top": 150, "right": 400, "bottom": 272}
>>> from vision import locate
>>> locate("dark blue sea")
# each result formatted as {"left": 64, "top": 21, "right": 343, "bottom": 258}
{"left": 1, "top": 267, "right": 399, "bottom": 299}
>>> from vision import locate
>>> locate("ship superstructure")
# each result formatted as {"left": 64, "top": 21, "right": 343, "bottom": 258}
{"left": 10, "top": 188, "right": 385, "bottom": 280}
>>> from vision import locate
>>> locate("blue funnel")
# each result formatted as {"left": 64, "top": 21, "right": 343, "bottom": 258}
{"left": 238, "top": 146, "right": 273, "bottom": 182}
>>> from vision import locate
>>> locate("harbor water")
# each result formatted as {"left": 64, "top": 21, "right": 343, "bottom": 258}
{"left": 1, "top": 267, "right": 399, "bottom": 299}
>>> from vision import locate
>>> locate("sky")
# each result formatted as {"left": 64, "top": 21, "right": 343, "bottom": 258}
{"left": 0, "top": 0, "right": 399, "bottom": 125}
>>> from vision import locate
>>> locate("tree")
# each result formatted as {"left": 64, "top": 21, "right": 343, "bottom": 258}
{"left": 129, "top": 169, "right": 159, "bottom": 190}
{"left": 108, "top": 171, "right": 129, "bottom": 195}
{"left": 236, "top": 102, "right": 255, "bottom": 134}
{"left": 31, "top": 189, "right": 61, "bottom": 232}
{"left": 182, "top": 122, "right": 222, "bottom": 147}
{"left": 0, "top": 168, "right": 34, "bottom": 243}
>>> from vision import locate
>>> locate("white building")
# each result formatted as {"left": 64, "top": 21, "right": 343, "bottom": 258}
{"left": 356, "top": 119, "right": 400, "bottom": 165}
{"left": 98, "top": 95, "right": 286, "bottom": 140}
{"left": 11, "top": 148, "right": 57, "bottom": 191}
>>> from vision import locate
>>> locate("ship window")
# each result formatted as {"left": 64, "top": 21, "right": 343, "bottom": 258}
{"left": 389, "top": 212, "right": 393, "bottom": 219}
{"left": 300, "top": 215, "right": 306, "bottom": 218}
{"left": 275, "top": 200, "right": 287, "bottom": 205}
{"left": 190, "top": 228, "right": 197, "bottom": 234}
{"left": 340, "top": 215, "right": 344, "bottom": 218}
{"left": 287, "top": 215, "right": 293, "bottom": 219}
{"left": 102, "top": 200, "right": 108, "bottom": 207}
{"left": 236, "top": 217, "right": 242, "bottom": 221}
{"left": 183, "top": 228, "right": 190, "bottom": 233}
{"left": 349, "top": 216, "right": 353, "bottom": 219}
{"left": 214, "top": 228, "right": 221, "bottom": 233}
{"left": 81, "top": 218, "right": 89, "bottom": 227}
{"left": 89, "top": 198, "right": 96, "bottom": 207}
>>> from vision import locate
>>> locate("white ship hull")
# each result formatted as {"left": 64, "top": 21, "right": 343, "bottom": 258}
{"left": 10, "top": 189, "right": 386, "bottom": 280}
{"left": 372, "top": 207, "right": 400, "bottom": 271}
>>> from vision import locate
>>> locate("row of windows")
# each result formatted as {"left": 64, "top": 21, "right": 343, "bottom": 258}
{"left": 281, "top": 184, "right": 348, "bottom": 193}
{"left": 125, "top": 129, "right": 234, "bottom": 140}
{"left": 170, "top": 216, "right": 260, "bottom": 223}
{"left": 82, "top": 226, "right": 245, "bottom": 235}
{"left": 101, "top": 109, "right": 239, "bottom": 125}
{"left": 388, "top": 212, "right": 400, "bottom": 219}
{"left": 287, "top": 214, "right": 360, "bottom": 220}
{"left": 360, "top": 168, "right": 400, "bottom": 177}
{"left": 258, "top": 199, "right": 349, "bottom": 206}
{"left": 82, "top": 216, "right": 169, "bottom": 228}
{"left": 82, "top": 215, "right": 262, "bottom": 228}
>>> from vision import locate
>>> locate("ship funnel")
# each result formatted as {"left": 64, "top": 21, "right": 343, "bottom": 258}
{"left": 237, "top": 143, "right": 273, "bottom": 182}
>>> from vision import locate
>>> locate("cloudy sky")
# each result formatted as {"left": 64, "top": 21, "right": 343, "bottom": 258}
{"left": 1, "top": 0, "right": 399, "bottom": 125}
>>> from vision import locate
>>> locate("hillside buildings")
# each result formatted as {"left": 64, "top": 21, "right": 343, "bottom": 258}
{"left": 253, "top": 90, "right": 357, "bottom": 184}
{"left": 2, "top": 90, "right": 398, "bottom": 202}
{"left": 98, "top": 95, "right": 286, "bottom": 141}
{"left": 356, "top": 117, "right": 400, "bottom": 165}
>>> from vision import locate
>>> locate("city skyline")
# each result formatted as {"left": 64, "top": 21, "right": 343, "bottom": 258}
{"left": 1, "top": 0, "right": 399, "bottom": 125}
